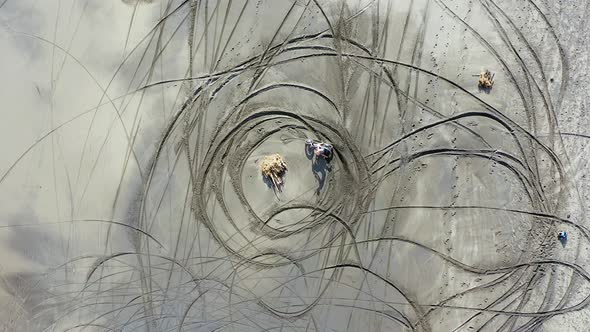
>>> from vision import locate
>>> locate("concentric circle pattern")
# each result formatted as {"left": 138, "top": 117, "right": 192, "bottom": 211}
{"left": 4, "top": 1, "right": 590, "bottom": 331}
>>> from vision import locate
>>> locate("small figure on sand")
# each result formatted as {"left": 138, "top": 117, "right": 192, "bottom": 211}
{"left": 305, "top": 139, "right": 333, "bottom": 195}
{"left": 305, "top": 139, "right": 333, "bottom": 161}
{"left": 558, "top": 230, "right": 568, "bottom": 248}
{"left": 260, "top": 154, "right": 287, "bottom": 192}
{"left": 477, "top": 69, "right": 495, "bottom": 92}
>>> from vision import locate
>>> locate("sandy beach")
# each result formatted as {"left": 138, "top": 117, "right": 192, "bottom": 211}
{"left": 0, "top": 0, "right": 589, "bottom": 330}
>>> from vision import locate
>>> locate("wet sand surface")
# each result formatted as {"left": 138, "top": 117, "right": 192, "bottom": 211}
{"left": 1, "top": 0, "right": 590, "bottom": 331}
